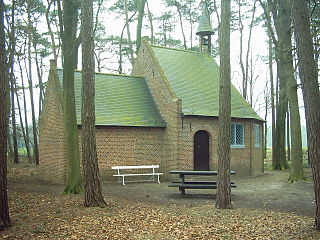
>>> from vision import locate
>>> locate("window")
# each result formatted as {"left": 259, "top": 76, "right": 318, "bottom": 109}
{"left": 254, "top": 124, "right": 261, "bottom": 148}
{"left": 231, "top": 123, "right": 244, "bottom": 147}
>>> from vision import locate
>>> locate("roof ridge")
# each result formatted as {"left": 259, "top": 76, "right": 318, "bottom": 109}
{"left": 150, "top": 44, "right": 198, "bottom": 54}
{"left": 58, "top": 68, "right": 144, "bottom": 79}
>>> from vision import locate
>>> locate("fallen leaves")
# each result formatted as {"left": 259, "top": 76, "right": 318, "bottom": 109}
{"left": 1, "top": 190, "right": 319, "bottom": 240}
{"left": 1, "top": 166, "right": 320, "bottom": 239}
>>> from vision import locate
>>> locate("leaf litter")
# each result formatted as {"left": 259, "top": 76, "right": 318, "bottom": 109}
{"left": 1, "top": 165, "right": 320, "bottom": 240}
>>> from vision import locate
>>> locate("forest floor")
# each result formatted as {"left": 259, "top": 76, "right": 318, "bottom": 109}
{"left": 1, "top": 165, "right": 320, "bottom": 240}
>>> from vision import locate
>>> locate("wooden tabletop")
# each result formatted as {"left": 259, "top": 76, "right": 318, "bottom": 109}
{"left": 169, "top": 170, "right": 236, "bottom": 175}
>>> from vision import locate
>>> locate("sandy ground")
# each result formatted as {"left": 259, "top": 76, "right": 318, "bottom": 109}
{"left": 9, "top": 167, "right": 316, "bottom": 217}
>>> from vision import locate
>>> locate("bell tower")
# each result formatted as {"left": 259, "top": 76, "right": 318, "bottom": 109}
{"left": 196, "top": 1, "right": 214, "bottom": 54}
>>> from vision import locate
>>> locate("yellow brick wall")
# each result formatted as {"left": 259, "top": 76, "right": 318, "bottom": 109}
{"left": 39, "top": 68, "right": 66, "bottom": 184}
{"left": 79, "top": 127, "right": 165, "bottom": 180}
{"left": 178, "top": 116, "right": 264, "bottom": 176}
{"left": 132, "top": 40, "right": 182, "bottom": 178}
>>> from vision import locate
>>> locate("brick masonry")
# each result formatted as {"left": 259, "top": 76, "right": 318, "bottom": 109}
{"left": 39, "top": 40, "right": 264, "bottom": 184}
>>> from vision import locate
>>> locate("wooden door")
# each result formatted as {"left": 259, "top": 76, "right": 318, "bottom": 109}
{"left": 193, "top": 130, "right": 210, "bottom": 170}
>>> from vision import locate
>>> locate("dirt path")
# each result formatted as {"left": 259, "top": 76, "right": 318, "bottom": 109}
{"left": 100, "top": 170, "right": 315, "bottom": 217}
{"left": 9, "top": 166, "right": 315, "bottom": 217}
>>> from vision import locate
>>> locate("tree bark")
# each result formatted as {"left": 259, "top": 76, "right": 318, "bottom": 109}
{"left": 216, "top": 0, "right": 232, "bottom": 209}
{"left": 10, "top": 70, "right": 19, "bottom": 164}
{"left": 173, "top": 1, "right": 187, "bottom": 50}
{"left": 46, "top": 0, "right": 57, "bottom": 60}
{"left": 267, "top": 24, "right": 276, "bottom": 168}
{"left": 275, "top": 0, "right": 303, "bottom": 177}
{"left": 61, "top": 0, "right": 82, "bottom": 194}
{"left": 19, "top": 57, "right": 31, "bottom": 162}
{"left": 27, "top": 1, "right": 39, "bottom": 165}
{"left": 237, "top": 0, "right": 246, "bottom": 99}
{"left": 81, "top": 0, "right": 106, "bottom": 207}
{"left": 7, "top": 0, "right": 18, "bottom": 164}
{"left": 136, "top": 0, "right": 146, "bottom": 52}
{"left": 0, "top": 0, "right": 10, "bottom": 230}
{"left": 290, "top": 0, "right": 320, "bottom": 230}
{"left": 15, "top": 79, "right": 31, "bottom": 162}
{"left": 146, "top": 1, "right": 154, "bottom": 44}
{"left": 286, "top": 110, "right": 291, "bottom": 162}
{"left": 124, "top": 0, "right": 134, "bottom": 65}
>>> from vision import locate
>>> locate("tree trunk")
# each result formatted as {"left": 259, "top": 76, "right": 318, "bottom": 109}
{"left": 188, "top": 1, "right": 193, "bottom": 49}
{"left": 0, "top": 0, "right": 10, "bottom": 230}
{"left": 176, "top": 6, "right": 187, "bottom": 50}
{"left": 276, "top": 0, "right": 303, "bottom": 178}
{"left": 19, "top": 58, "right": 31, "bottom": 162}
{"left": 7, "top": 0, "right": 18, "bottom": 164}
{"left": 286, "top": 110, "right": 291, "bottom": 162}
{"left": 237, "top": 0, "right": 246, "bottom": 99}
{"left": 267, "top": 26, "right": 276, "bottom": 168}
{"left": 216, "top": 0, "right": 232, "bottom": 209}
{"left": 10, "top": 71, "right": 19, "bottom": 163}
{"left": 245, "top": 0, "right": 257, "bottom": 104}
{"left": 46, "top": 0, "right": 57, "bottom": 60}
{"left": 136, "top": 0, "right": 146, "bottom": 52}
{"left": 81, "top": 0, "right": 106, "bottom": 207}
{"left": 146, "top": 1, "right": 154, "bottom": 44}
{"left": 33, "top": 43, "right": 44, "bottom": 118}
{"left": 290, "top": 0, "right": 320, "bottom": 230}
{"left": 61, "top": 0, "right": 82, "bottom": 194}
{"left": 27, "top": 1, "right": 39, "bottom": 165}
{"left": 15, "top": 80, "right": 31, "bottom": 162}
{"left": 124, "top": 0, "right": 134, "bottom": 65}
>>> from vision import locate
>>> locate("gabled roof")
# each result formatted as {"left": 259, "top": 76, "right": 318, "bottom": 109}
{"left": 150, "top": 45, "right": 263, "bottom": 121}
{"left": 57, "top": 70, "right": 166, "bottom": 127}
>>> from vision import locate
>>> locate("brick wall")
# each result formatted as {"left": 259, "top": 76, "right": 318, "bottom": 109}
{"left": 178, "top": 116, "right": 264, "bottom": 176}
{"left": 132, "top": 39, "right": 182, "bottom": 178}
{"left": 39, "top": 67, "right": 66, "bottom": 184}
{"left": 79, "top": 126, "right": 165, "bottom": 180}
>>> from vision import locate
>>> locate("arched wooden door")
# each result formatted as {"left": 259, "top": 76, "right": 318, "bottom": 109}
{"left": 193, "top": 130, "right": 210, "bottom": 171}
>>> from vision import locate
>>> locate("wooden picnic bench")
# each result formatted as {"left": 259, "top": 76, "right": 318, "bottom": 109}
{"left": 111, "top": 165, "right": 163, "bottom": 185}
{"left": 168, "top": 170, "right": 236, "bottom": 195}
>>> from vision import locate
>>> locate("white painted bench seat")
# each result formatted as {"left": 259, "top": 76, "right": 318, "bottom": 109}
{"left": 111, "top": 165, "right": 163, "bottom": 185}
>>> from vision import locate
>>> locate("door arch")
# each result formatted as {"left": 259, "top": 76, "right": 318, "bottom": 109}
{"left": 193, "top": 130, "right": 210, "bottom": 171}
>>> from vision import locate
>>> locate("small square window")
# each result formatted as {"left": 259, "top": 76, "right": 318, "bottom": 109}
{"left": 231, "top": 123, "right": 244, "bottom": 147}
{"left": 254, "top": 124, "right": 261, "bottom": 148}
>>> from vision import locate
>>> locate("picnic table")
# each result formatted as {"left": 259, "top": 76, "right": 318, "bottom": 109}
{"left": 168, "top": 170, "right": 236, "bottom": 195}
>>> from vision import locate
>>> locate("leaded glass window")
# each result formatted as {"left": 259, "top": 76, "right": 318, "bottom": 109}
{"left": 254, "top": 124, "right": 261, "bottom": 148}
{"left": 231, "top": 123, "right": 244, "bottom": 147}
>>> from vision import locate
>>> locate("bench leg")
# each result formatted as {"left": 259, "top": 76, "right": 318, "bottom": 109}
{"left": 122, "top": 176, "right": 125, "bottom": 186}
{"left": 157, "top": 174, "right": 160, "bottom": 184}
{"left": 181, "top": 188, "right": 185, "bottom": 195}
{"left": 179, "top": 187, "right": 186, "bottom": 195}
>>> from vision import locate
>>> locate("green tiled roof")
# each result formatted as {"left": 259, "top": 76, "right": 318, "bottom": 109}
{"left": 151, "top": 46, "right": 263, "bottom": 121}
{"left": 57, "top": 70, "right": 166, "bottom": 127}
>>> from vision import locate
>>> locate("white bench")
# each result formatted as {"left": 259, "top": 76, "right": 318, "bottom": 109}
{"left": 111, "top": 165, "right": 163, "bottom": 185}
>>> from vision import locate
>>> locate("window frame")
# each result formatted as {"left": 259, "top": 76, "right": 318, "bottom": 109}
{"left": 231, "top": 123, "right": 245, "bottom": 148}
{"left": 254, "top": 124, "right": 261, "bottom": 148}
